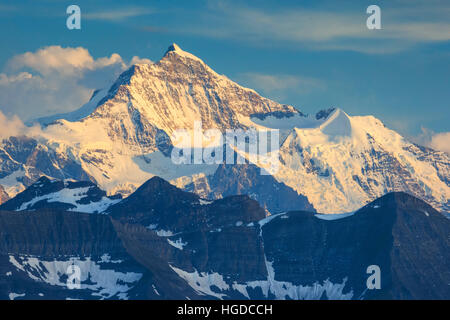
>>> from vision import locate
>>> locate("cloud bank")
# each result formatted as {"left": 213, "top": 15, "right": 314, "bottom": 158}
{"left": 0, "top": 46, "right": 151, "bottom": 122}
{"left": 0, "top": 111, "right": 43, "bottom": 139}
{"left": 413, "top": 127, "right": 450, "bottom": 155}
{"left": 428, "top": 132, "right": 450, "bottom": 154}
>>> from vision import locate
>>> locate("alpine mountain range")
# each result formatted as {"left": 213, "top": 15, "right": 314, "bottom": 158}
{"left": 0, "top": 44, "right": 448, "bottom": 300}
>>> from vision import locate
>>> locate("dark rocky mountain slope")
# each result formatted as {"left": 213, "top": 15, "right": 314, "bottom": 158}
{"left": 0, "top": 177, "right": 448, "bottom": 300}
{"left": 0, "top": 176, "right": 121, "bottom": 213}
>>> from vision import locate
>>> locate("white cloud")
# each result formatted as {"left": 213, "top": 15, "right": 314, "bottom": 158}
{"left": 0, "top": 111, "right": 42, "bottom": 139}
{"left": 0, "top": 72, "right": 33, "bottom": 84}
{"left": 412, "top": 127, "right": 450, "bottom": 154}
{"left": 130, "top": 56, "right": 152, "bottom": 65}
{"left": 429, "top": 132, "right": 450, "bottom": 154}
{"left": 84, "top": 7, "right": 154, "bottom": 21}
{"left": 0, "top": 46, "right": 151, "bottom": 121}
{"left": 7, "top": 46, "right": 126, "bottom": 76}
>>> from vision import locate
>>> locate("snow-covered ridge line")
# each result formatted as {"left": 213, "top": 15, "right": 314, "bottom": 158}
{"left": 0, "top": 177, "right": 121, "bottom": 214}
{"left": 16, "top": 186, "right": 120, "bottom": 213}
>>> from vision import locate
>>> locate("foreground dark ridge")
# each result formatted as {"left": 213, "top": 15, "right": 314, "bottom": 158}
{"left": 0, "top": 175, "right": 448, "bottom": 300}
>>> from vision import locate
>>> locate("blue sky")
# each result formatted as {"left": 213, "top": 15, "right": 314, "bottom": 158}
{"left": 0, "top": 0, "right": 449, "bottom": 142}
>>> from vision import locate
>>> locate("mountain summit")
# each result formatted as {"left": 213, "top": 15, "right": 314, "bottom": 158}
{"left": 166, "top": 43, "right": 182, "bottom": 53}
{"left": 163, "top": 43, "right": 203, "bottom": 62}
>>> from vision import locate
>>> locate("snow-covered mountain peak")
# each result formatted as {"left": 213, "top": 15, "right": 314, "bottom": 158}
{"left": 249, "top": 107, "right": 351, "bottom": 139}
{"left": 16, "top": 44, "right": 300, "bottom": 197}
{"left": 63, "top": 43, "right": 298, "bottom": 136}
{"left": 318, "top": 108, "right": 352, "bottom": 137}
{"left": 315, "top": 107, "right": 336, "bottom": 120}
{"left": 276, "top": 110, "right": 450, "bottom": 213}
{"left": 162, "top": 43, "right": 206, "bottom": 65}
{"left": 0, "top": 44, "right": 448, "bottom": 215}
{"left": 166, "top": 43, "right": 181, "bottom": 52}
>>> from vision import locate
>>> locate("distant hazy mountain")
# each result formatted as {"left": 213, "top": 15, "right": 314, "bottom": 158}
{"left": 0, "top": 44, "right": 448, "bottom": 215}
{"left": 183, "top": 163, "right": 315, "bottom": 214}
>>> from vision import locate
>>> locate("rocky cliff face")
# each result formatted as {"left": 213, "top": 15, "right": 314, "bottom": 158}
{"left": 1, "top": 176, "right": 447, "bottom": 300}
{"left": 258, "top": 192, "right": 450, "bottom": 300}
{"left": 0, "top": 210, "right": 147, "bottom": 300}
{"left": 0, "top": 185, "right": 8, "bottom": 205}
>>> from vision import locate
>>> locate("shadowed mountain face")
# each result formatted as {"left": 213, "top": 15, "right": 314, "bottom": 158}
{"left": 107, "top": 176, "right": 266, "bottom": 233}
{"left": 0, "top": 210, "right": 148, "bottom": 300}
{"left": 0, "top": 176, "right": 448, "bottom": 300}
{"left": 260, "top": 192, "right": 450, "bottom": 300}
{"left": 184, "top": 163, "right": 315, "bottom": 214}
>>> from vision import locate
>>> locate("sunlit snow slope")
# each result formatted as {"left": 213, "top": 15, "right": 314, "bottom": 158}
{"left": 0, "top": 44, "right": 448, "bottom": 213}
